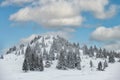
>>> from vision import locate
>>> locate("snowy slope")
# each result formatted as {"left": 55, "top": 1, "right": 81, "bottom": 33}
{"left": 0, "top": 53, "right": 120, "bottom": 80}
{"left": 0, "top": 34, "right": 120, "bottom": 80}
{"left": 5, "top": 34, "right": 68, "bottom": 55}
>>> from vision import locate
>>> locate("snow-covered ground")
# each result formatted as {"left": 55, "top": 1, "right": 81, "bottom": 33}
{"left": 0, "top": 54, "right": 120, "bottom": 80}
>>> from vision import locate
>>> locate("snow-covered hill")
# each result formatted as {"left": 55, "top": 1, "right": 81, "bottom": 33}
{"left": 6, "top": 34, "right": 70, "bottom": 55}
{"left": 0, "top": 34, "right": 120, "bottom": 80}
{"left": 0, "top": 52, "right": 120, "bottom": 80}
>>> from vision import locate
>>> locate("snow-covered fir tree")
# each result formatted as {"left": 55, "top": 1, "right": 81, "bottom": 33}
{"left": 56, "top": 49, "right": 67, "bottom": 70}
{"left": 97, "top": 61, "right": 103, "bottom": 71}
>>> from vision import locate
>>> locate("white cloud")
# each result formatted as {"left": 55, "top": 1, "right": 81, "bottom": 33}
{"left": 1, "top": 0, "right": 34, "bottom": 6}
{"left": 1, "top": 0, "right": 118, "bottom": 27}
{"left": 94, "top": 5, "right": 117, "bottom": 19}
{"left": 91, "top": 25, "right": 120, "bottom": 51}
{"left": 103, "top": 41, "right": 120, "bottom": 51}
{"left": 62, "top": 28, "right": 76, "bottom": 33}
{"left": 9, "top": 1, "right": 83, "bottom": 27}
{"left": 91, "top": 26, "right": 120, "bottom": 41}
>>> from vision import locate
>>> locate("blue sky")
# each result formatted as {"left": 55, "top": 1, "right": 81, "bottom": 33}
{"left": 0, "top": 0, "right": 120, "bottom": 51}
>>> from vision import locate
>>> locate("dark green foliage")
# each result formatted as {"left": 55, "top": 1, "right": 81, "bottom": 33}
{"left": 49, "top": 47, "right": 55, "bottom": 61}
{"left": 89, "top": 46, "right": 94, "bottom": 57}
{"left": 23, "top": 44, "right": 44, "bottom": 71}
{"left": 97, "top": 61, "right": 103, "bottom": 71}
{"left": 103, "top": 60, "right": 108, "bottom": 70}
{"left": 96, "top": 48, "right": 104, "bottom": 58}
{"left": 43, "top": 48, "right": 48, "bottom": 60}
{"left": 76, "top": 56, "right": 81, "bottom": 70}
{"left": 67, "top": 51, "right": 76, "bottom": 69}
{"left": 38, "top": 55, "right": 44, "bottom": 71}
{"left": 56, "top": 47, "right": 81, "bottom": 70}
{"left": 56, "top": 49, "right": 67, "bottom": 70}
{"left": 45, "top": 60, "right": 51, "bottom": 68}
{"left": 102, "top": 49, "right": 107, "bottom": 58}
{"left": 108, "top": 54, "right": 115, "bottom": 63}
{"left": 93, "top": 45, "right": 98, "bottom": 53}
{"left": 0, "top": 55, "right": 3, "bottom": 59}
{"left": 83, "top": 45, "right": 89, "bottom": 55}
{"left": 22, "top": 59, "right": 28, "bottom": 72}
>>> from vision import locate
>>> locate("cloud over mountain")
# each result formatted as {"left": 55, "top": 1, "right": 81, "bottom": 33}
{"left": 1, "top": 0, "right": 117, "bottom": 28}
{"left": 91, "top": 25, "right": 120, "bottom": 51}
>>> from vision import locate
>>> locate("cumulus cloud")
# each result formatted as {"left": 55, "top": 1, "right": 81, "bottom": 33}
{"left": 91, "top": 26, "right": 120, "bottom": 41}
{"left": 103, "top": 41, "right": 120, "bottom": 51}
{"left": 6, "top": 0, "right": 118, "bottom": 28}
{"left": 73, "top": 0, "right": 117, "bottom": 19}
{"left": 0, "top": 0, "right": 34, "bottom": 6}
{"left": 9, "top": 2, "right": 83, "bottom": 27}
{"left": 91, "top": 25, "right": 120, "bottom": 51}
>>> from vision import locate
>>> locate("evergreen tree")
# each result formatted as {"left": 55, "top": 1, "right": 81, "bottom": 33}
{"left": 96, "top": 48, "right": 104, "bottom": 58}
{"left": 90, "top": 60, "right": 93, "bottom": 68}
{"left": 89, "top": 46, "right": 94, "bottom": 57}
{"left": 67, "top": 51, "right": 75, "bottom": 69}
{"left": 45, "top": 60, "right": 51, "bottom": 68}
{"left": 24, "top": 45, "right": 32, "bottom": 71}
{"left": 41, "top": 37, "right": 45, "bottom": 47}
{"left": 83, "top": 45, "right": 89, "bottom": 55}
{"left": 103, "top": 48, "right": 107, "bottom": 58}
{"left": 38, "top": 55, "right": 44, "bottom": 71}
{"left": 93, "top": 45, "right": 98, "bottom": 53}
{"left": 108, "top": 53, "right": 115, "bottom": 63}
{"left": 76, "top": 56, "right": 81, "bottom": 70}
{"left": 103, "top": 60, "right": 108, "bottom": 70}
{"left": 97, "top": 61, "right": 102, "bottom": 71}
{"left": 25, "top": 45, "right": 31, "bottom": 60}
{"left": 49, "top": 47, "right": 55, "bottom": 60}
{"left": 30, "top": 53, "right": 35, "bottom": 71}
{"left": 56, "top": 49, "right": 67, "bottom": 70}
{"left": 43, "top": 48, "right": 48, "bottom": 60}
{"left": 0, "top": 55, "right": 3, "bottom": 59}
{"left": 22, "top": 59, "right": 28, "bottom": 72}
{"left": 44, "top": 52, "right": 51, "bottom": 68}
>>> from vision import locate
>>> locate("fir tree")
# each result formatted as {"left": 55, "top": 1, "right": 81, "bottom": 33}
{"left": 76, "top": 56, "right": 81, "bottom": 70}
{"left": 38, "top": 55, "right": 44, "bottom": 71}
{"left": 30, "top": 53, "right": 35, "bottom": 71}
{"left": 93, "top": 45, "right": 98, "bottom": 53}
{"left": 96, "top": 48, "right": 104, "bottom": 58}
{"left": 56, "top": 49, "right": 67, "bottom": 70}
{"left": 90, "top": 60, "right": 93, "bottom": 68}
{"left": 49, "top": 47, "right": 55, "bottom": 60}
{"left": 103, "top": 60, "right": 108, "bottom": 70}
{"left": 83, "top": 45, "right": 89, "bottom": 55}
{"left": 67, "top": 51, "right": 75, "bottom": 69}
{"left": 108, "top": 54, "right": 115, "bottom": 63}
{"left": 0, "top": 55, "right": 3, "bottom": 59}
{"left": 43, "top": 48, "right": 48, "bottom": 60}
{"left": 89, "top": 46, "right": 94, "bottom": 57}
{"left": 22, "top": 59, "right": 28, "bottom": 72}
{"left": 97, "top": 61, "right": 102, "bottom": 71}
{"left": 103, "top": 48, "right": 107, "bottom": 58}
{"left": 45, "top": 60, "right": 51, "bottom": 68}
